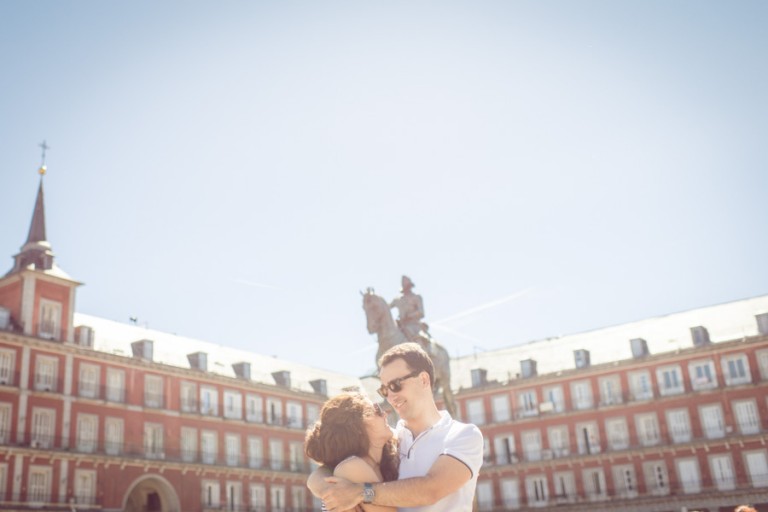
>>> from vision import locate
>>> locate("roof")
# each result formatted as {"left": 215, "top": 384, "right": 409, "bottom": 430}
{"left": 74, "top": 313, "right": 364, "bottom": 397}
{"left": 450, "top": 294, "right": 768, "bottom": 390}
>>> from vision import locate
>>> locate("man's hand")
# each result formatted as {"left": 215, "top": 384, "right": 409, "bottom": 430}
{"left": 320, "top": 476, "right": 363, "bottom": 511}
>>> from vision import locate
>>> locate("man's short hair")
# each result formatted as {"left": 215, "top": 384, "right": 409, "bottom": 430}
{"left": 378, "top": 342, "right": 435, "bottom": 387}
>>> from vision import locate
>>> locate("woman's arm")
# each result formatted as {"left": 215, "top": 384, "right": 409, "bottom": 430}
{"left": 333, "top": 457, "right": 396, "bottom": 512}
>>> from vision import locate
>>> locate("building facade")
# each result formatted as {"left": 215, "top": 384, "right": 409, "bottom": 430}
{"left": 0, "top": 173, "right": 342, "bottom": 511}
{"left": 455, "top": 317, "right": 768, "bottom": 511}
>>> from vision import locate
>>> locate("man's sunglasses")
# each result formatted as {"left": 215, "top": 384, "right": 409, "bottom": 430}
{"left": 377, "top": 370, "right": 421, "bottom": 398}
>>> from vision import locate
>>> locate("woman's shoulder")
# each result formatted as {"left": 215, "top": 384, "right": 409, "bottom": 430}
{"left": 333, "top": 456, "right": 379, "bottom": 482}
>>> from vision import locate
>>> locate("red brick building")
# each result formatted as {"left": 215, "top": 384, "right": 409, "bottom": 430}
{"left": 454, "top": 299, "right": 768, "bottom": 511}
{"left": 0, "top": 172, "right": 363, "bottom": 511}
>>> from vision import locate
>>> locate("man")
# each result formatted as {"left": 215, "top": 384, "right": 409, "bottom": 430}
{"left": 308, "top": 342, "right": 483, "bottom": 511}
{"left": 389, "top": 276, "right": 425, "bottom": 341}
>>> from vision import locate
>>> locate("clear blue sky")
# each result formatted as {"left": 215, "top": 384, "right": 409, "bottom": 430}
{"left": 2, "top": 1, "right": 766, "bottom": 377}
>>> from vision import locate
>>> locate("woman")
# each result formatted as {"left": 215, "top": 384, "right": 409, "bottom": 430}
{"left": 305, "top": 392, "right": 398, "bottom": 512}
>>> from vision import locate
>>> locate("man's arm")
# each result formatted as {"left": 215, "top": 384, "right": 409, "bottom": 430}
{"left": 307, "top": 466, "right": 332, "bottom": 498}
{"left": 322, "top": 454, "right": 471, "bottom": 510}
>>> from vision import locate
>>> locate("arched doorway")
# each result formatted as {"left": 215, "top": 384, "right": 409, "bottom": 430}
{"left": 123, "top": 474, "right": 181, "bottom": 512}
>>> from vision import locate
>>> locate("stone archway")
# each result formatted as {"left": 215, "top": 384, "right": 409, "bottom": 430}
{"left": 123, "top": 474, "right": 181, "bottom": 512}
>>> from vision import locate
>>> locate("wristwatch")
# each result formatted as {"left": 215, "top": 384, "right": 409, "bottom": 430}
{"left": 363, "top": 483, "right": 375, "bottom": 504}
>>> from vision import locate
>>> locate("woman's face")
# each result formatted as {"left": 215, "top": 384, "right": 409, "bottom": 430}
{"left": 363, "top": 400, "right": 392, "bottom": 445}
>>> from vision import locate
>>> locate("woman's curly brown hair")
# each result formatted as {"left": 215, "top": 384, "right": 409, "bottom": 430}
{"left": 304, "top": 392, "right": 399, "bottom": 482}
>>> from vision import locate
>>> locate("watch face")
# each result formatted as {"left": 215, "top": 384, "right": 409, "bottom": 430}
{"left": 363, "top": 484, "right": 375, "bottom": 503}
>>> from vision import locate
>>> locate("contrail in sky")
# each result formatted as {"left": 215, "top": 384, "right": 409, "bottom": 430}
{"left": 231, "top": 278, "right": 284, "bottom": 291}
{"left": 432, "top": 287, "right": 534, "bottom": 325}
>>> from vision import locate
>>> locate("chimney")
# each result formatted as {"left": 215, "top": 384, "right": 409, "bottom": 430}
{"left": 232, "top": 362, "right": 252, "bottom": 380}
{"left": 187, "top": 352, "right": 208, "bottom": 372}
{"left": 520, "top": 359, "right": 537, "bottom": 379}
{"left": 471, "top": 368, "right": 488, "bottom": 387}
{"left": 630, "top": 338, "right": 649, "bottom": 359}
{"left": 310, "top": 379, "right": 328, "bottom": 396}
{"left": 755, "top": 313, "right": 768, "bottom": 336}
{"left": 690, "top": 326, "right": 711, "bottom": 347}
{"left": 131, "top": 339, "right": 154, "bottom": 361}
{"left": 574, "top": 349, "right": 590, "bottom": 369}
{"left": 272, "top": 370, "right": 291, "bottom": 388}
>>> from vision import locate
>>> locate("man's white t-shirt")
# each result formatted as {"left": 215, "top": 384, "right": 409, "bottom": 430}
{"left": 395, "top": 411, "right": 484, "bottom": 512}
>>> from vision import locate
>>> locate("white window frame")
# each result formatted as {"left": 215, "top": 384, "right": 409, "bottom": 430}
{"left": 688, "top": 359, "right": 717, "bottom": 390}
{"left": 223, "top": 390, "right": 243, "bottom": 420}
{"left": 225, "top": 433, "right": 240, "bottom": 467}
{"left": 202, "top": 480, "right": 221, "bottom": 508}
{"left": 466, "top": 399, "right": 486, "bottom": 425}
{"left": 267, "top": 397, "right": 283, "bottom": 425}
{"left": 547, "top": 425, "right": 570, "bottom": 458}
{"left": 0, "top": 463, "right": 7, "bottom": 501}
{"left": 289, "top": 441, "right": 304, "bottom": 471}
{"left": 575, "top": 421, "right": 600, "bottom": 455}
{"left": 521, "top": 430, "right": 542, "bottom": 462}
{"left": 722, "top": 353, "right": 751, "bottom": 386}
{"left": 104, "top": 417, "right": 123, "bottom": 455}
{"left": 629, "top": 370, "right": 653, "bottom": 401}
{"left": 180, "top": 381, "right": 198, "bottom": 413}
{"left": 582, "top": 467, "right": 607, "bottom": 501}
{"left": 612, "top": 464, "right": 637, "bottom": 498}
{"left": 143, "top": 422, "right": 164, "bottom": 459}
{"left": 201, "top": 430, "right": 218, "bottom": 464}
{"left": 286, "top": 400, "right": 303, "bottom": 429}
{"left": 500, "top": 478, "right": 520, "bottom": 509}
{"left": 598, "top": 375, "right": 622, "bottom": 406}
{"left": 476, "top": 481, "right": 493, "bottom": 511}
{"left": 605, "top": 417, "right": 629, "bottom": 451}
{"left": 73, "top": 469, "right": 97, "bottom": 505}
{"left": 38, "top": 299, "right": 62, "bottom": 340}
{"left": 756, "top": 349, "right": 768, "bottom": 381}
{"left": 249, "top": 484, "right": 266, "bottom": 510}
{"left": 27, "top": 465, "right": 52, "bottom": 503}
{"left": 75, "top": 413, "right": 98, "bottom": 453}
{"left": 0, "top": 349, "right": 15, "bottom": 386}
{"left": 226, "top": 481, "right": 243, "bottom": 512}
{"left": 181, "top": 427, "right": 198, "bottom": 462}
{"left": 270, "top": 438, "right": 284, "bottom": 470}
{"left": 144, "top": 374, "right": 164, "bottom": 409}
{"left": 34, "top": 355, "right": 58, "bottom": 392}
{"left": 525, "top": 475, "right": 548, "bottom": 506}
{"left": 291, "top": 486, "right": 305, "bottom": 512}
{"left": 494, "top": 434, "right": 517, "bottom": 465}
{"left": 246, "top": 394, "right": 263, "bottom": 423}
{"left": 0, "top": 403, "right": 12, "bottom": 444}
{"left": 105, "top": 367, "right": 125, "bottom": 403}
{"left": 248, "top": 436, "right": 264, "bottom": 468}
{"left": 491, "top": 393, "right": 511, "bottom": 423}
{"left": 78, "top": 363, "right": 100, "bottom": 399}
{"left": 699, "top": 403, "right": 725, "bottom": 439}
{"left": 270, "top": 484, "right": 286, "bottom": 512}
{"left": 517, "top": 390, "right": 538, "bottom": 417}
{"left": 666, "top": 408, "right": 692, "bottom": 443}
{"left": 552, "top": 471, "right": 576, "bottom": 503}
{"left": 643, "top": 461, "right": 669, "bottom": 496}
{"left": 744, "top": 450, "right": 768, "bottom": 488}
{"left": 30, "top": 407, "right": 55, "bottom": 448}
{"left": 542, "top": 385, "right": 565, "bottom": 413}
{"left": 709, "top": 454, "right": 735, "bottom": 491}
{"left": 733, "top": 399, "right": 761, "bottom": 435}
{"left": 676, "top": 458, "right": 701, "bottom": 494}
{"left": 635, "top": 413, "right": 661, "bottom": 447}
{"left": 200, "top": 386, "right": 219, "bottom": 416}
{"left": 570, "top": 380, "right": 593, "bottom": 410}
{"left": 656, "top": 365, "right": 684, "bottom": 396}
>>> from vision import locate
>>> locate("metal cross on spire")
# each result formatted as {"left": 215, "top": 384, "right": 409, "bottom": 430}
{"left": 38, "top": 140, "right": 49, "bottom": 175}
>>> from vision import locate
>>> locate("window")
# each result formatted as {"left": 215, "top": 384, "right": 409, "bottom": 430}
{"left": 666, "top": 408, "right": 692, "bottom": 443}
{"left": 248, "top": 436, "right": 263, "bottom": 468}
{"left": 657, "top": 365, "right": 684, "bottom": 396}
{"left": 745, "top": 450, "right": 768, "bottom": 488}
{"left": 306, "top": 403, "right": 319, "bottom": 424}
{"left": 291, "top": 487, "right": 306, "bottom": 512}
{"left": 733, "top": 399, "right": 761, "bottom": 435}
{"left": 494, "top": 434, "right": 517, "bottom": 465}
{"left": 688, "top": 359, "right": 717, "bottom": 390}
{"left": 226, "top": 481, "right": 242, "bottom": 512}
{"left": 547, "top": 426, "right": 570, "bottom": 457}
{"left": 105, "top": 368, "right": 125, "bottom": 403}
{"left": 249, "top": 484, "right": 266, "bottom": 511}
{"left": 225, "top": 434, "right": 240, "bottom": 466}
{"left": 27, "top": 465, "right": 51, "bottom": 502}
{"left": 286, "top": 401, "right": 303, "bottom": 428}
{"left": 271, "top": 485, "right": 286, "bottom": 512}
{"left": 34, "top": 355, "right": 58, "bottom": 392}
{"left": 289, "top": 441, "right": 304, "bottom": 471}
{"left": 636, "top": 413, "right": 661, "bottom": 446}
{"left": 629, "top": 370, "right": 653, "bottom": 400}
{"left": 500, "top": 478, "right": 520, "bottom": 509}
{"left": 598, "top": 375, "right": 622, "bottom": 406}
{"left": 709, "top": 454, "right": 735, "bottom": 491}
{"left": 575, "top": 422, "right": 600, "bottom": 454}
{"left": 476, "top": 481, "right": 493, "bottom": 511}
{"left": 0, "top": 464, "right": 7, "bottom": 501}
{"left": 38, "top": 299, "right": 62, "bottom": 340}
{"left": 552, "top": 472, "right": 575, "bottom": 503}
{"left": 104, "top": 417, "right": 123, "bottom": 455}
{"left": 180, "top": 381, "right": 197, "bottom": 412}
{"left": 676, "top": 458, "right": 701, "bottom": 494}
{"left": 517, "top": 390, "right": 538, "bottom": 417}
{"left": 223, "top": 391, "right": 243, "bottom": 420}
{"left": 246, "top": 394, "right": 263, "bottom": 422}
{"left": 483, "top": 438, "right": 491, "bottom": 465}
{"left": 722, "top": 354, "right": 751, "bottom": 385}
{"left": 570, "top": 380, "right": 593, "bottom": 410}
{"left": 466, "top": 399, "right": 486, "bottom": 425}
{"left": 75, "top": 414, "right": 98, "bottom": 453}
{"left": 0, "top": 403, "right": 12, "bottom": 444}
{"left": 201, "top": 431, "right": 218, "bottom": 464}
{"left": 491, "top": 394, "right": 511, "bottom": 423}
{"left": 0, "top": 349, "right": 15, "bottom": 385}
{"left": 144, "top": 374, "right": 163, "bottom": 408}
{"left": 525, "top": 475, "right": 548, "bottom": 506}
{"left": 699, "top": 404, "right": 725, "bottom": 439}
{"left": 266, "top": 397, "right": 282, "bottom": 425}
{"left": 30, "top": 407, "right": 55, "bottom": 448}
{"left": 200, "top": 386, "right": 218, "bottom": 416}
{"left": 757, "top": 349, "right": 768, "bottom": 380}
{"left": 542, "top": 385, "right": 565, "bottom": 412}
{"left": 78, "top": 363, "right": 100, "bottom": 398}
{"left": 605, "top": 417, "right": 629, "bottom": 451}
{"left": 143, "top": 423, "right": 164, "bottom": 459}
{"left": 612, "top": 465, "right": 637, "bottom": 498}
{"left": 521, "top": 430, "right": 542, "bottom": 462}
{"left": 270, "top": 439, "right": 284, "bottom": 470}
{"left": 643, "top": 461, "right": 669, "bottom": 496}
{"left": 73, "top": 469, "right": 96, "bottom": 505}
{"left": 181, "top": 427, "right": 198, "bottom": 462}
{"left": 202, "top": 480, "right": 221, "bottom": 508}
{"left": 582, "top": 468, "right": 607, "bottom": 501}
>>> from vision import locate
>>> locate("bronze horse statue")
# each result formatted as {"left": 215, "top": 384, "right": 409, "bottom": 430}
{"left": 362, "top": 289, "right": 457, "bottom": 417}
